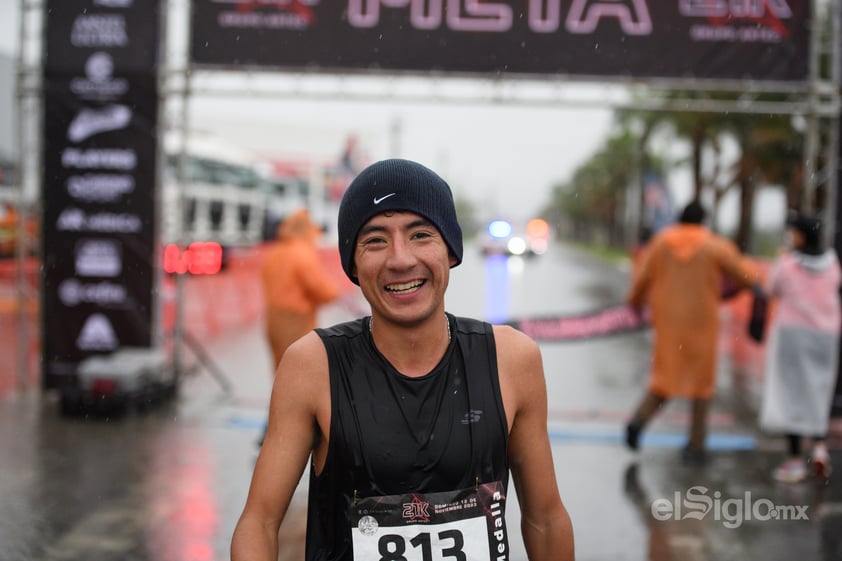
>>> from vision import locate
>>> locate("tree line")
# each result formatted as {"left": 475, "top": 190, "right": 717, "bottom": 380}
{"left": 540, "top": 93, "right": 815, "bottom": 257}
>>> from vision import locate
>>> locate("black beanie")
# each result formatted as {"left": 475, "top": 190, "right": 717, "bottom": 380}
{"left": 337, "top": 158, "right": 463, "bottom": 284}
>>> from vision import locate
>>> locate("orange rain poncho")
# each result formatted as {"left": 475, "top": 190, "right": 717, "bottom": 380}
{"left": 261, "top": 209, "right": 340, "bottom": 371}
{"left": 627, "top": 224, "right": 757, "bottom": 399}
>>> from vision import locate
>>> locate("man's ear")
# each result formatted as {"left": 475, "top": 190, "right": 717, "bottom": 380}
{"left": 449, "top": 253, "right": 458, "bottom": 267}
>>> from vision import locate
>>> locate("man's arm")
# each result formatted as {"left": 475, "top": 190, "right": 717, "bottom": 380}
{"left": 231, "top": 332, "right": 329, "bottom": 561}
{"left": 494, "top": 326, "right": 575, "bottom": 561}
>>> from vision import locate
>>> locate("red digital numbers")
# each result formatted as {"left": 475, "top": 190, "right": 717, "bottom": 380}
{"left": 163, "top": 242, "right": 224, "bottom": 275}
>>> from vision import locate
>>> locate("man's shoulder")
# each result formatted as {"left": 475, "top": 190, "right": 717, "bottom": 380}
{"left": 491, "top": 323, "right": 540, "bottom": 353}
{"left": 705, "top": 233, "right": 746, "bottom": 262}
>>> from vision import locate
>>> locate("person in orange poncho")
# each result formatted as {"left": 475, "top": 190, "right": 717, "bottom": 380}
{"left": 261, "top": 209, "right": 340, "bottom": 373}
{"left": 625, "top": 201, "right": 759, "bottom": 464}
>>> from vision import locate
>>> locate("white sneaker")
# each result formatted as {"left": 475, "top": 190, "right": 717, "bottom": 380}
{"left": 811, "top": 443, "right": 832, "bottom": 479}
{"left": 773, "top": 458, "right": 807, "bottom": 483}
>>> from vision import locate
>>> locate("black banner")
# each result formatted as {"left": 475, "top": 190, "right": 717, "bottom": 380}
{"left": 42, "top": 0, "right": 161, "bottom": 389}
{"left": 190, "top": 0, "right": 810, "bottom": 83}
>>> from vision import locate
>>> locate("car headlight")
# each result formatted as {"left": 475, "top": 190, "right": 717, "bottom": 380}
{"left": 507, "top": 236, "right": 527, "bottom": 255}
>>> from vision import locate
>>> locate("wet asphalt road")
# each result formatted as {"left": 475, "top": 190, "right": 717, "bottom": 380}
{"left": 2, "top": 242, "right": 842, "bottom": 561}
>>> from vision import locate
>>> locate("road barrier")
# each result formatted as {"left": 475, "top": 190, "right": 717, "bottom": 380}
{"left": 0, "top": 245, "right": 356, "bottom": 398}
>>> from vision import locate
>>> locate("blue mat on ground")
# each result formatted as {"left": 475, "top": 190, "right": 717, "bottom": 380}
{"left": 548, "top": 428, "right": 756, "bottom": 450}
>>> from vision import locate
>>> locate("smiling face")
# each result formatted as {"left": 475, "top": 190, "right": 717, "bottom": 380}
{"left": 352, "top": 211, "right": 457, "bottom": 328}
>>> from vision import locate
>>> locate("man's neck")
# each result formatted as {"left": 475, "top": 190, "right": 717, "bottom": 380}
{"left": 369, "top": 313, "right": 451, "bottom": 377}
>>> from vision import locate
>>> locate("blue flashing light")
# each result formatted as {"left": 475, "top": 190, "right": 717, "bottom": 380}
{"left": 488, "top": 220, "right": 512, "bottom": 239}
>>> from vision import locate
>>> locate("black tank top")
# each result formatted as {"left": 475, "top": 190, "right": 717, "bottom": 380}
{"left": 307, "top": 313, "right": 509, "bottom": 561}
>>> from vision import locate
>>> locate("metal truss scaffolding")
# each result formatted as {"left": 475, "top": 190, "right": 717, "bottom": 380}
{"left": 13, "top": 0, "right": 44, "bottom": 391}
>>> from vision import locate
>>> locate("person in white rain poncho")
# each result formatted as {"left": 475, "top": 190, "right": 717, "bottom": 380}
{"left": 759, "top": 213, "right": 841, "bottom": 483}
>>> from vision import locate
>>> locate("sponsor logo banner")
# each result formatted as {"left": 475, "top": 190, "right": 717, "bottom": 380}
{"left": 42, "top": 0, "right": 161, "bottom": 387}
{"left": 190, "top": 0, "right": 810, "bottom": 82}
{"left": 45, "top": 0, "right": 156, "bottom": 73}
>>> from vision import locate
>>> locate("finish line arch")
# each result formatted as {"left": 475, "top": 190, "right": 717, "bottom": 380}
{"left": 15, "top": 0, "right": 842, "bottom": 391}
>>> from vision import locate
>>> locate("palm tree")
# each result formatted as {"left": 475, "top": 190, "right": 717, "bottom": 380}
{"left": 617, "top": 91, "right": 805, "bottom": 252}
{"left": 723, "top": 111, "right": 803, "bottom": 250}
{"left": 615, "top": 96, "right": 731, "bottom": 237}
{"left": 543, "top": 127, "right": 659, "bottom": 248}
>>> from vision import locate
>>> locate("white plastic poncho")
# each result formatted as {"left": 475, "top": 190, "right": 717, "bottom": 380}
{"left": 759, "top": 250, "right": 841, "bottom": 436}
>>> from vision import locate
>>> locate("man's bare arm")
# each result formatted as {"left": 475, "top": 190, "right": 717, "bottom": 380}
{"left": 494, "top": 326, "right": 575, "bottom": 561}
{"left": 231, "top": 332, "right": 330, "bottom": 561}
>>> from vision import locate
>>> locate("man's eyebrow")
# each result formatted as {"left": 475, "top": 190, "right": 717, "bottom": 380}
{"left": 358, "top": 223, "right": 386, "bottom": 237}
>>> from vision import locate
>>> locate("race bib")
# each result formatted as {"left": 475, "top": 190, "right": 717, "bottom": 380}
{"left": 351, "top": 482, "right": 509, "bottom": 561}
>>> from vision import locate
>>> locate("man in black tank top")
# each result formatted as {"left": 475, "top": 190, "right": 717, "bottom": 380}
{"left": 232, "top": 159, "right": 575, "bottom": 561}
